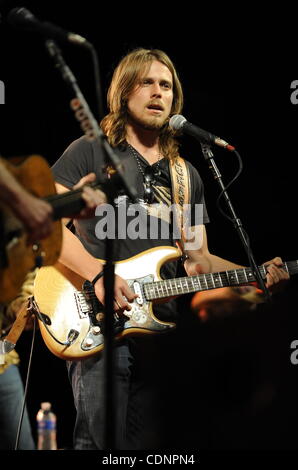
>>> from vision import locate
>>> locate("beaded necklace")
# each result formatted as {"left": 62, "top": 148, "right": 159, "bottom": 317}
{"left": 128, "top": 144, "right": 162, "bottom": 203}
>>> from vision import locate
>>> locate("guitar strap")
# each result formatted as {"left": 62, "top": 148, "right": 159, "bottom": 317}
{"left": 0, "top": 211, "right": 7, "bottom": 269}
{"left": 168, "top": 156, "right": 191, "bottom": 254}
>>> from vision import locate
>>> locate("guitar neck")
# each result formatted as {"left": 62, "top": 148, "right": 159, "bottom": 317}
{"left": 45, "top": 181, "right": 102, "bottom": 220}
{"left": 144, "top": 261, "right": 298, "bottom": 300}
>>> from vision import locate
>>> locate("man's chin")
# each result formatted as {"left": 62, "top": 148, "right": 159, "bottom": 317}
{"left": 129, "top": 114, "right": 167, "bottom": 131}
{"left": 142, "top": 121, "right": 164, "bottom": 131}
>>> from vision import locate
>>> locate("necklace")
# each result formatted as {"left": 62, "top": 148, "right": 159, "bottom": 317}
{"left": 128, "top": 144, "right": 161, "bottom": 203}
{"left": 128, "top": 144, "right": 161, "bottom": 177}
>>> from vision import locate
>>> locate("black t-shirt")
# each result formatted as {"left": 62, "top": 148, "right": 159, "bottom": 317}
{"left": 52, "top": 136, "right": 209, "bottom": 319}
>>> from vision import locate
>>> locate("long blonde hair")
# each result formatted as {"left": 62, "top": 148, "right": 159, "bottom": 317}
{"left": 100, "top": 48, "right": 184, "bottom": 160}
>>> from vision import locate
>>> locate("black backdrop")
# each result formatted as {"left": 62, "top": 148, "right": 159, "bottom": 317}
{"left": 1, "top": 0, "right": 298, "bottom": 451}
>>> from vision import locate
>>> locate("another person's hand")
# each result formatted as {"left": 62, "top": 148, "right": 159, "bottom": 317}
{"left": 0, "top": 158, "right": 53, "bottom": 243}
{"left": 72, "top": 172, "right": 107, "bottom": 219}
{"left": 10, "top": 188, "right": 54, "bottom": 244}
{"left": 191, "top": 286, "right": 263, "bottom": 321}
{"left": 4, "top": 269, "right": 38, "bottom": 331}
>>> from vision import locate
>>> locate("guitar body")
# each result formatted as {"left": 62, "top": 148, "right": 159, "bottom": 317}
{"left": 0, "top": 156, "right": 62, "bottom": 303}
{"left": 33, "top": 244, "right": 298, "bottom": 361}
{"left": 33, "top": 246, "right": 180, "bottom": 360}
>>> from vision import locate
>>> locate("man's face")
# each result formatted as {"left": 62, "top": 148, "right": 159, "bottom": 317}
{"left": 127, "top": 60, "right": 174, "bottom": 131}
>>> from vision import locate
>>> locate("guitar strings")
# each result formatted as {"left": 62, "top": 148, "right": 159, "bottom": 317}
{"left": 80, "top": 261, "right": 295, "bottom": 302}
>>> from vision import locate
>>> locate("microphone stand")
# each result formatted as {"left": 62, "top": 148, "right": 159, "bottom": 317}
{"left": 45, "top": 39, "right": 137, "bottom": 450}
{"left": 200, "top": 143, "right": 271, "bottom": 302}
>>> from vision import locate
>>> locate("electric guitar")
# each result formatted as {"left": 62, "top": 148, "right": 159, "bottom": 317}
{"left": 0, "top": 155, "right": 101, "bottom": 303}
{"left": 33, "top": 245, "right": 298, "bottom": 360}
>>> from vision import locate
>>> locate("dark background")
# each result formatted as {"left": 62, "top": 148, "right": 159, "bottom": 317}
{"left": 1, "top": 0, "right": 298, "bottom": 451}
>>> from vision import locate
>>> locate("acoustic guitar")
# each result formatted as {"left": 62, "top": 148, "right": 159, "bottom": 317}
{"left": 0, "top": 154, "right": 100, "bottom": 304}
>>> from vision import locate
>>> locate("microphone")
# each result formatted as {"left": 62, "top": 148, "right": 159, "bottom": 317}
{"left": 7, "top": 7, "right": 92, "bottom": 49}
{"left": 169, "top": 114, "right": 235, "bottom": 151}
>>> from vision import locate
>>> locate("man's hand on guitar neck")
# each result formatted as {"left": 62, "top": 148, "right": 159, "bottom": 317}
{"left": 184, "top": 227, "right": 289, "bottom": 294}
{"left": 262, "top": 257, "right": 289, "bottom": 293}
{"left": 185, "top": 256, "right": 289, "bottom": 294}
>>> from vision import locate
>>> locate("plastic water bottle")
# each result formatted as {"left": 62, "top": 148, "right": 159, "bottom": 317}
{"left": 36, "top": 402, "right": 57, "bottom": 450}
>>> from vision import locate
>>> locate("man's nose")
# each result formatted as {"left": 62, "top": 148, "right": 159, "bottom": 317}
{"left": 151, "top": 83, "right": 162, "bottom": 97}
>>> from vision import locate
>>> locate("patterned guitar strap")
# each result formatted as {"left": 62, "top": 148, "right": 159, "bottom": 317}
{"left": 169, "top": 156, "right": 191, "bottom": 258}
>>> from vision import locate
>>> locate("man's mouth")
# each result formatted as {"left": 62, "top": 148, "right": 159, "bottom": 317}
{"left": 146, "top": 103, "right": 164, "bottom": 112}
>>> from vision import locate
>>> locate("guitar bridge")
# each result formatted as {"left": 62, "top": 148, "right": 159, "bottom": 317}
{"left": 74, "top": 291, "right": 90, "bottom": 318}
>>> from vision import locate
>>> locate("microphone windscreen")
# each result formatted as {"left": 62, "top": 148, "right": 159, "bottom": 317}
{"left": 7, "top": 7, "right": 35, "bottom": 27}
{"left": 169, "top": 114, "right": 187, "bottom": 131}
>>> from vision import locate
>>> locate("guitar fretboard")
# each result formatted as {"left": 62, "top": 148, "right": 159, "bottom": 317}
{"left": 45, "top": 181, "right": 102, "bottom": 220}
{"left": 144, "top": 261, "right": 298, "bottom": 300}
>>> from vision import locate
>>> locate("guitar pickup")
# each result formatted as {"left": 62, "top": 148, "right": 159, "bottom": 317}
{"left": 133, "top": 281, "right": 143, "bottom": 305}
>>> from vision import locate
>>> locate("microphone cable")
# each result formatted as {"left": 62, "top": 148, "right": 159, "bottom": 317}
{"left": 213, "top": 148, "right": 254, "bottom": 267}
{"left": 6, "top": 6, "right": 104, "bottom": 123}
{"left": 209, "top": 146, "right": 271, "bottom": 300}
{"left": 88, "top": 44, "right": 104, "bottom": 122}
{"left": 214, "top": 148, "right": 243, "bottom": 222}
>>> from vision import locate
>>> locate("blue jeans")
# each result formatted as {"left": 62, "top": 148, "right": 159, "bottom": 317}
{"left": 0, "top": 365, "right": 35, "bottom": 450}
{"left": 67, "top": 339, "right": 165, "bottom": 450}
